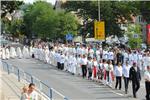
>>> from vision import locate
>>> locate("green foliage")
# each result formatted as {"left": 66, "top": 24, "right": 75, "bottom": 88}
{"left": 23, "top": 1, "right": 78, "bottom": 39}
{"left": 127, "top": 24, "right": 142, "bottom": 49}
{"left": 1, "top": 1, "right": 24, "bottom": 18}
{"left": 8, "top": 19, "right": 25, "bottom": 37}
{"left": 62, "top": 1, "right": 141, "bottom": 37}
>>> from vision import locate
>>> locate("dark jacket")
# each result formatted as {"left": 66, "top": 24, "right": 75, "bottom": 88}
{"left": 129, "top": 66, "right": 141, "bottom": 82}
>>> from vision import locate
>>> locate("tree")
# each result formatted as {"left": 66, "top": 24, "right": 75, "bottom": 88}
{"left": 1, "top": 1, "right": 24, "bottom": 18}
{"left": 126, "top": 24, "right": 142, "bottom": 49}
{"left": 62, "top": 1, "right": 140, "bottom": 37}
{"left": 140, "top": 1, "right": 150, "bottom": 23}
{"left": 7, "top": 19, "right": 25, "bottom": 37}
{"left": 23, "top": 1, "right": 79, "bottom": 40}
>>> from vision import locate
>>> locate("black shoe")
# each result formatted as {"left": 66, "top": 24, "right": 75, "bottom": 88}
{"left": 133, "top": 95, "right": 136, "bottom": 98}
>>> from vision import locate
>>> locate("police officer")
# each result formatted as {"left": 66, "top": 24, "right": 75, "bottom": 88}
{"left": 129, "top": 62, "right": 141, "bottom": 98}
{"left": 144, "top": 65, "right": 150, "bottom": 100}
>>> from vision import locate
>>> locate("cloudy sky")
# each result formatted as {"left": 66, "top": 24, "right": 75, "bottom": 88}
{"left": 23, "top": 0, "right": 56, "bottom": 5}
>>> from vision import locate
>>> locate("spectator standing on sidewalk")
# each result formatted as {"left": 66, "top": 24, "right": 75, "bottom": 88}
{"left": 129, "top": 62, "right": 141, "bottom": 98}
{"left": 144, "top": 65, "right": 150, "bottom": 100}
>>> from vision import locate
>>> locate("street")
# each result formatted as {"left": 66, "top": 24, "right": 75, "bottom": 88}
{"left": 3, "top": 58, "right": 146, "bottom": 100}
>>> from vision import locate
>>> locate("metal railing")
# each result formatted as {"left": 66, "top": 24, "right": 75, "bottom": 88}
{"left": 1, "top": 61, "right": 69, "bottom": 100}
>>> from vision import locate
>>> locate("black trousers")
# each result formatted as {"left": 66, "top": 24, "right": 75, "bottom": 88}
{"left": 132, "top": 80, "right": 140, "bottom": 98}
{"left": 115, "top": 76, "right": 122, "bottom": 89}
{"left": 88, "top": 68, "right": 92, "bottom": 78}
{"left": 60, "top": 63, "right": 64, "bottom": 70}
{"left": 106, "top": 71, "right": 109, "bottom": 82}
{"left": 82, "top": 65, "right": 87, "bottom": 78}
{"left": 57, "top": 62, "right": 61, "bottom": 69}
{"left": 145, "top": 81, "right": 150, "bottom": 100}
{"left": 124, "top": 77, "right": 129, "bottom": 92}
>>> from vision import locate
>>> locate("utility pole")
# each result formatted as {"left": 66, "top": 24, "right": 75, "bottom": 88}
{"left": 98, "top": 0, "right": 100, "bottom": 21}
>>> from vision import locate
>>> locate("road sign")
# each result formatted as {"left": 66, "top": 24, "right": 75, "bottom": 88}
{"left": 94, "top": 21, "right": 105, "bottom": 40}
{"left": 133, "top": 34, "right": 139, "bottom": 38}
{"left": 66, "top": 33, "right": 73, "bottom": 41}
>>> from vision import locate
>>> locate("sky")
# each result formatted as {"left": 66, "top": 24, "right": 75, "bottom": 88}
{"left": 23, "top": 0, "right": 56, "bottom": 5}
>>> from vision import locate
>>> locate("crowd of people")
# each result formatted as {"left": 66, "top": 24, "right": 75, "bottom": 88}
{"left": 1, "top": 40, "right": 150, "bottom": 99}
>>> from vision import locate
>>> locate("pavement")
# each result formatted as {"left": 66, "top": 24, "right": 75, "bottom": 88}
{"left": 0, "top": 69, "right": 23, "bottom": 100}
{"left": 2, "top": 58, "right": 147, "bottom": 100}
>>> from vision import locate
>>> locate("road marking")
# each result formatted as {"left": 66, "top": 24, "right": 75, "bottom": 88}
{"left": 110, "top": 90, "right": 124, "bottom": 96}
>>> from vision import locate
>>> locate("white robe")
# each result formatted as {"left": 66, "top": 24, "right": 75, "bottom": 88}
{"left": 29, "top": 46, "right": 33, "bottom": 56}
{"left": 5, "top": 48, "right": 10, "bottom": 59}
{"left": 72, "top": 56, "right": 77, "bottom": 74}
{"left": 23, "top": 47, "right": 30, "bottom": 58}
{"left": 77, "top": 57, "right": 82, "bottom": 75}
{"left": 44, "top": 49, "right": 50, "bottom": 63}
{"left": 16, "top": 47, "right": 23, "bottom": 58}
{"left": 10, "top": 47, "right": 17, "bottom": 58}
{"left": 2, "top": 48, "right": 6, "bottom": 59}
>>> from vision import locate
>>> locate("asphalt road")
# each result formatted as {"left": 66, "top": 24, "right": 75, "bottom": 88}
{"left": 3, "top": 58, "right": 146, "bottom": 100}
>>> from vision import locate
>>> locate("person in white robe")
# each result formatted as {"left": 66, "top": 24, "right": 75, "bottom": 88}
{"left": 5, "top": 47, "right": 10, "bottom": 59}
{"left": 60, "top": 53, "right": 65, "bottom": 70}
{"left": 2, "top": 47, "right": 6, "bottom": 60}
{"left": 29, "top": 46, "right": 33, "bottom": 57}
{"left": 44, "top": 46, "right": 50, "bottom": 63}
{"left": 76, "top": 55, "right": 82, "bottom": 76}
{"left": 10, "top": 46, "right": 17, "bottom": 58}
{"left": 72, "top": 55, "right": 77, "bottom": 74}
{"left": 23, "top": 46, "right": 30, "bottom": 59}
{"left": 34, "top": 47, "right": 38, "bottom": 59}
{"left": 64, "top": 54, "right": 69, "bottom": 71}
{"left": 16, "top": 47, "right": 23, "bottom": 58}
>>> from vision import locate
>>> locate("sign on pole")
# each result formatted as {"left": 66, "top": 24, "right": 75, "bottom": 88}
{"left": 94, "top": 21, "right": 105, "bottom": 40}
{"left": 133, "top": 34, "right": 139, "bottom": 38}
{"left": 66, "top": 33, "right": 73, "bottom": 41}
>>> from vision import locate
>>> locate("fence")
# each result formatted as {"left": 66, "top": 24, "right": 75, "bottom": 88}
{"left": 1, "top": 61, "right": 69, "bottom": 100}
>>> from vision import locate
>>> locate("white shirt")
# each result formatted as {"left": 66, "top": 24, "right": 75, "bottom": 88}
{"left": 81, "top": 58, "right": 87, "bottom": 65}
{"left": 87, "top": 60, "right": 93, "bottom": 69}
{"left": 108, "top": 51, "right": 114, "bottom": 60}
{"left": 115, "top": 66, "right": 123, "bottom": 77}
{"left": 123, "top": 64, "right": 131, "bottom": 78}
{"left": 28, "top": 91, "right": 37, "bottom": 100}
{"left": 144, "top": 71, "right": 150, "bottom": 82}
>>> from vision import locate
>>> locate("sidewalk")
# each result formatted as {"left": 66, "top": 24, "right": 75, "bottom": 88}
{"left": 0, "top": 70, "right": 24, "bottom": 100}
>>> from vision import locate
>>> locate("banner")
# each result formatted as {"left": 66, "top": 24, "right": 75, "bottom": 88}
{"left": 147, "top": 24, "right": 150, "bottom": 45}
{"left": 94, "top": 21, "right": 105, "bottom": 40}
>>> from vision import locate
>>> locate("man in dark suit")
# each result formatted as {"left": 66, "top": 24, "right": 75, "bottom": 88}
{"left": 129, "top": 62, "right": 141, "bottom": 98}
